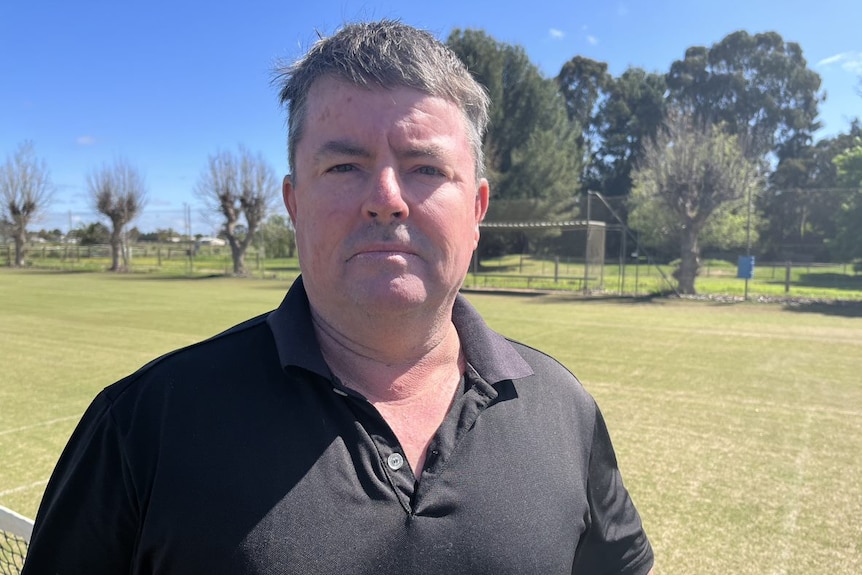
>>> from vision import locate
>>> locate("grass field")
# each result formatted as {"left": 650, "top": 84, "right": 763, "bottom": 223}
{"left": 1, "top": 269, "right": 861, "bottom": 574}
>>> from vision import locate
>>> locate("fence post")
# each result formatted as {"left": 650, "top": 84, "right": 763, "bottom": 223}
{"left": 785, "top": 261, "right": 792, "bottom": 293}
{"left": 554, "top": 256, "right": 559, "bottom": 283}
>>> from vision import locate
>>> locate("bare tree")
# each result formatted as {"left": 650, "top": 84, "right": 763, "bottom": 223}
{"left": 629, "top": 111, "right": 760, "bottom": 294}
{"left": 87, "top": 159, "right": 147, "bottom": 272}
{"left": 195, "top": 146, "right": 278, "bottom": 276}
{"left": 0, "top": 141, "right": 54, "bottom": 267}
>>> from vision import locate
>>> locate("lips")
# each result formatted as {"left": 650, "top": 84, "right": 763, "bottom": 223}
{"left": 348, "top": 244, "right": 418, "bottom": 262}
{"left": 356, "top": 243, "right": 415, "bottom": 255}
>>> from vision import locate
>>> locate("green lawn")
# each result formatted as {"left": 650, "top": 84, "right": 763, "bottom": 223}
{"left": 1, "top": 269, "right": 860, "bottom": 574}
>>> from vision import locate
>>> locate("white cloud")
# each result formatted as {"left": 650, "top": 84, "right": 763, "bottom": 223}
{"left": 76, "top": 135, "right": 96, "bottom": 146}
{"left": 549, "top": 28, "right": 565, "bottom": 40}
{"left": 816, "top": 51, "right": 862, "bottom": 73}
{"left": 586, "top": 35, "right": 598, "bottom": 46}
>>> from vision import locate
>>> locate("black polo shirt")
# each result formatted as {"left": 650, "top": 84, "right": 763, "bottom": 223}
{"left": 24, "top": 277, "right": 653, "bottom": 575}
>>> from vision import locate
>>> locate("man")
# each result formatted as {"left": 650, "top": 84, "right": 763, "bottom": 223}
{"left": 23, "top": 20, "right": 654, "bottom": 574}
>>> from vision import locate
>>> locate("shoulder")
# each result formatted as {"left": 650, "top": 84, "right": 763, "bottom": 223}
{"left": 507, "top": 339, "right": 595, "bottom": 403}
{"left": 101, "top": 312, "right": 277, "bottom": 408}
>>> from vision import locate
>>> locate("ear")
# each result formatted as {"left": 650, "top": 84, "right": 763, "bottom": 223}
{"left": 473, "top": 178, "right": 490, "bottom": 246}
{"left": 283, "top": 175, "right": 297, "bottom": 226}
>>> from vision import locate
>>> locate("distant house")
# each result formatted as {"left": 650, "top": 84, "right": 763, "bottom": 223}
{"left": 196, "top": 236, "right": 227, "bottom": 247}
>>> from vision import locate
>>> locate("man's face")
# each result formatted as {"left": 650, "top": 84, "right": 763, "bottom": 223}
{"left": 283, "top": 76, "right": 489, "bottom": 318}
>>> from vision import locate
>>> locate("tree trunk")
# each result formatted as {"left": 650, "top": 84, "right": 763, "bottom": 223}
{"left": 229, "top": 239, "right": 245, "bottom": 276}
{"left": 109, "top": 230, "right": 122, "bottom": 271}
{"left": 677, "top": 225, "right": 700, "bottom": 294}
{"left": 13, "top": 230, "right": 26, "bottom": 267}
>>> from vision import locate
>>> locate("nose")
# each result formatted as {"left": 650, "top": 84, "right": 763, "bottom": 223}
{"left": 363, "top": 167, "right": 409, "bottom": 223}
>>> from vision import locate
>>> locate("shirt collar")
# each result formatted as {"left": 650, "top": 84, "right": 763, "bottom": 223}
{"left": 266, "top": 276, "right": 534, "bottom": 384}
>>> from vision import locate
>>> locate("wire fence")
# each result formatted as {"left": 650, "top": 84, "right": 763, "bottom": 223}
{"left": 0, "top": 506, "right": 32, "bottom": 575}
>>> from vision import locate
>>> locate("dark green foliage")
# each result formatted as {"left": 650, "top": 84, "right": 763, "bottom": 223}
{"left": 589, "top": 68, "right": 667, "bottom": 197}
{"left": 832, "top": 142, "right": 862, "bottom": 261}
{"left": 71, "top": 222, "right": 111, "bottom": 246}
{"left": 260, "top": 214, "right": 296, "bottom": 259}
{"left": 760, "top": 122, "right": 862, "bottom": 260}
{"left": 556, "top": 56, "right": 611, "bottom": 152}
{"left": 447, "top": 29, "right": 583, "bottom": 258}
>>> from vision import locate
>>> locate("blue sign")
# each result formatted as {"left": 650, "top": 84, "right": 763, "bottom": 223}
{"left": 737, "top": 256, "right": 755, "bottom": 279}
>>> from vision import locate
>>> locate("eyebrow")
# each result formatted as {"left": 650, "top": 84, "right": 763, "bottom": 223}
{"left": 312, "top": 140, "right": 451, "bottom": 165}
{"left": 400, "top": 143, "right": 448, "bottom": 162}
{"left": 313, "top": 140, "right": 371, "bottom": 164}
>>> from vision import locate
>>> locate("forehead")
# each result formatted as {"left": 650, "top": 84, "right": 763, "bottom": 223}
{"left": 300, "top": 76, "right": 470, "bottom": 144}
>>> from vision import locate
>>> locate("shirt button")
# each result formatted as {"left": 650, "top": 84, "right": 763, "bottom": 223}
{"left": 387, "top": 452, "right": 404, "bottom": 471}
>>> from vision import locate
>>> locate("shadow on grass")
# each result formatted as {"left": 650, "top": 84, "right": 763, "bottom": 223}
{"left": 476, "top": 263, "right": 521, "bottom": 273}
{"left": 766, "top": 272, "right": 862, "bottom": 291}
{"left": 127, "top": 273, "right": 229, "bottom": 281}
{"left": 460, "top": 286, "right": 665, "bottom": 304}
{"left": 782, "top": 300, "right": 862, "bottom": 318}
{"left": 15, "top": 268, "right": 99, "bottom": 275}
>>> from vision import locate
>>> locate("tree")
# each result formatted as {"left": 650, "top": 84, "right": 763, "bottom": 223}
{"left": 832, "top": 142, "right": 862, "bottom": 261}
{"left": 260, "top": 214, "right": 296, "bottom": 259}
{"left": 195, "top": 146, "right": 278, "bottom": 276}
{"left": 629, "top": 111, "right": 760, "bottom": 294}
{"left": 666, "top": 30, "right": 823, "bottom": 162}
{"left": 447, "top": 29, "right": 582, "bottom": 258}
{"left": 760, "top": 122, "right": 862, "bottom": 260}
{"left": 88, "top": 158, "right": 147, "bottom": 271}
{"left": 70, "top": 222, "right": 111, "bottom": 246}
{"left": 0, "top": 141, "right": 54, "bottom": 266}
{"left": 590, "top": 67, "right": 667, "bottom": 197}
{"left": 556, "top": 56, "right": 611, "bottom": 154}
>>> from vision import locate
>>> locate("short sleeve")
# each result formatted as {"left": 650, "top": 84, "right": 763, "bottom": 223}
{"left": 572, "top": 403, "right": 654, "bottom": 575}
{"left": 22, "top": 393, "right": 140, "bottom": 575}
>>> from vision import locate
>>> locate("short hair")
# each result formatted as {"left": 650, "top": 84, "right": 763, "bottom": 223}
{"left": 273, "top": 20, "right": 490, "bottom": 180}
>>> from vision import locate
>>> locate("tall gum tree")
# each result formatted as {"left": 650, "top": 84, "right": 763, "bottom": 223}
{"left": 0, "top": 141, "right": 54, "bottom": 267}
{"left": 590, "top": 67, "right": 667, "bottom": 197}
{"left": 666, "top": 30, "right": 823, "bottom": 162}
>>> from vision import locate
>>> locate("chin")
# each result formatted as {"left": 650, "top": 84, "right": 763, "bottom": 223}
{"left": 350, "top": 275, "right": 437, "bottom": 310}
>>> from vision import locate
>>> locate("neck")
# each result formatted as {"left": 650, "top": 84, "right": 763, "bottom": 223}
{"left": 311, "top": 304, "right": 463, "bottom": 402}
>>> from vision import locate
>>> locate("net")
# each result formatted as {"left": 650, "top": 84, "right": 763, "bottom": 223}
{"left": 0, "top": 506, "right": 32, "bottom": 575}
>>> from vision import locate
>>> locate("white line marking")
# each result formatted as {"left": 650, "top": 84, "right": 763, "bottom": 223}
{"left": 0, "top": 415, "right": 79, "bottom": 437}
{"left": 0, "top": 480, "right": 48, "bottom": 497}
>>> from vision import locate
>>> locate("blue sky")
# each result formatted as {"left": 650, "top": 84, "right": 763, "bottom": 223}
{"left": 2, "top": 0, "right": 860, "bottom": 234}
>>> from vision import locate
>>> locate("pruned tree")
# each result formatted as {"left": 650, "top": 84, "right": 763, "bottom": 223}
{"left": 0, "top": 141, "right": 54, "bottom": 267}
{"left": 629, "top": 111, "right": 760, "bottom": 294}
{"left": 87, "top": 158, "right": 147, "bottom": 272}
{"left": 195, "top": 146, "right": 278, "bottom": 276}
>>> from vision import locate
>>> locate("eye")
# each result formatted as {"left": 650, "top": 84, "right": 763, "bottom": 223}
{"left": 416, "top": 165, "right": 444, "bottom": 177}
{"left": 327, "top": 164, "right": 356, "bottom": 173}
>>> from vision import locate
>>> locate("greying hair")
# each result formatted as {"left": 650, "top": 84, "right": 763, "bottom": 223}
{"left": 273, "top": 20, "right": 490, "bottom": 180}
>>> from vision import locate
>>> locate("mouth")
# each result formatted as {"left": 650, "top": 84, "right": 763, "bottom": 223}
{"left": 347, "top": 243, "right": 420, "bottom": 263}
